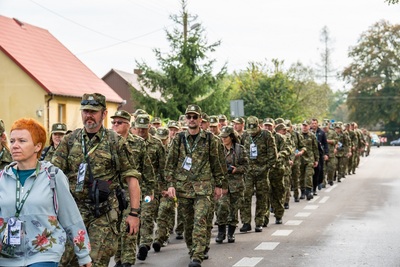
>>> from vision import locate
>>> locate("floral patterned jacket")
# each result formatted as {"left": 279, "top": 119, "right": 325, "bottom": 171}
{"left": 0, "top": 161, "right": 91, "bottom": 266}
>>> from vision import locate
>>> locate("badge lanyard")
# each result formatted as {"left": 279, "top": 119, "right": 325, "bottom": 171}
{"left": 81, "top": 129, "right": 105, "bottom": 159}
{"left": 15, "top": 162, "right": 40, "bottom": 218}
{"left": 185, "top": 134, "right": 201, "bottom": 156}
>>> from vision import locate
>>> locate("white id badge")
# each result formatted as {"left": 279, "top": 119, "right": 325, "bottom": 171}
{"left": 8, "top": 218, "right": 22, "bottom": 245}
{"left": 250, "top": 143, "right": 258, "bottom": 159}
{"left": 182, "top": 156, "right": 192, "bottom": 171}
{"left": 76, "top": 163, "right": 87, "bottom": 192}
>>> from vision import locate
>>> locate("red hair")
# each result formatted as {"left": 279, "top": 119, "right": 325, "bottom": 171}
{"left": 11, "top": 118, "right": 47, "bottom": 159}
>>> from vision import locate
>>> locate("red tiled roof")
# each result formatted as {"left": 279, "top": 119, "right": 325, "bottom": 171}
{"left": 0, "top": 15, "right": 122, "bottom": 103}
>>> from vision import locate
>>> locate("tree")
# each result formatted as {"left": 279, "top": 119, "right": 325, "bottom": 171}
{"left": 134, "top": 0, "right": 227, "bottom": 120}
{"left": 385, "top": 0, "right": 399, "bottom": 4}
{"left": 342, "top": 20, "right": 400, "bottom": 132}
{"left": 316, "top": 26, "right": 335, "bottom": 85}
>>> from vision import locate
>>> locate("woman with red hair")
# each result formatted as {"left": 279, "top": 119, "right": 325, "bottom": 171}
{"left": 0, "top": 118, "right": 92, "bottom": 267}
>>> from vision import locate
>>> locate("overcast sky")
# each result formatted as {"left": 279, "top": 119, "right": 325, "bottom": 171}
{"left": 1, "top": 0, "right": 399, "bottom": 90}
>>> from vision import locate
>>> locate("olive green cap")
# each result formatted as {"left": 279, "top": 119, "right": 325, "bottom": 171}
{"left": 135, "top": 114, "right": 150, "bottom": 128}
{"left": 111, "top": 110, "right": 131, "bottom": 121}
{"left": 51, "top": 123, "right": 67, "bottom": 134}
{"left": 185, "top": 104, "right": 202, "bottom": 115}
{"left": 80, "top": 93, "right": 106, "bottom": 111}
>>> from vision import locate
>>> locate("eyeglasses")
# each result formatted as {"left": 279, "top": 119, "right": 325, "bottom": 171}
{"left": 111, "top": 121, "right": 128, "bottom": 125}
{"left": 81, "top": 99, "right": 105, "bottom": 107}
{"left": 186, "top": 114, "right": 199, "bottom": 120}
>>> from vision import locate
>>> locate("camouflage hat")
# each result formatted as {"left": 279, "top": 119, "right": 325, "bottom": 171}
{"left": 302, "top": 120, "right": 310, "bottom": 126}
{"left": 201, "top": 113, "right": 210, "bottom": 122}
{"left": 258, "top": 118, "right": 264, "bottom": 125}
{"left": 220, "top": 126, "right": 234, "bottom": 138}
{"left": 334, "top": 122, "right": 341, "bottom": 128}
{"left": 133, "top": 109, "right": 147, "bottom": 117}
{"left": 275, "top": 118, "right": 285, "bottom": 125}
{"left": 167, "top": 120, "right": 181, "bottom": 129}
{"left": 80, "top": 93, "right": 106, "bottom": 111}
{"left": 111, "top": 110, "right": 131, "bottom": 121}
{"left": 218, "top": 114, "right": 227, "bottom": 121}
{"left": 155, "top": 127, "right": 169, "bottom": 140}
{"left": 321, "top": 122, "right": 329, "bottom": 128}
{"left": 51, "top": 123, "right": 67, "bottom": 134}
{"left": 275, "top": 123, "right": 287, "bottom": 132}
{"left": 263, "top": 118, "right": 275, "bottom": 126}
{"left": 285, "top": 119, "right": 292, "bottom": 128}
{"left": 185, "top": 104, "right": 202, "bottom": 115}
{"left": 135, "top": 114, "right": 150, "bottom": 128}
{"left": 0, "top": 119, "right": 4, "bottom": 135}
{"left": 232, "top": 117, "right": 245, "bottom": 124}
{"left": 246, "top": 116, "right": 260, "bottom": 134}
{"left": 151, "top": 117, "right": 162, "bottom": 124}
{"left": 323, "top": 119, "right": 330, "bottom": 124}
{"left": 209, "top": 116, "right": 218, "bottom": 126}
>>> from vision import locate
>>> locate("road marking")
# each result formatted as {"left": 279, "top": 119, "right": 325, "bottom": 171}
{"left": 272, "top": 230, "right": 293, "bottom": 236}
{"left": 285, "top": 220, "right": 303, "bottom": 226}
{"left": 319, "top": 196, "right": 329, "bottom": 203}
{"left": 325, "top": 184, "right": 337, "bottom": 192}
{"left": 254, "top": 242, "right": 279, "bottom": 250}
{"left": 233, "top": 257, "right": 263, "bottom": 267}
{"left": 308, "top": 196, "right": 320, "bottom": 203}
{"left": 295, "top": 212, "right": 311, "bottom": 217}
{"left": 304, "top": 205, "right": 318, "bottom": 210}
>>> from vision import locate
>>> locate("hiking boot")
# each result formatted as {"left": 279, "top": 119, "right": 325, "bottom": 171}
{"left": 239, "top": 223, "right": 251, "bottom": 232}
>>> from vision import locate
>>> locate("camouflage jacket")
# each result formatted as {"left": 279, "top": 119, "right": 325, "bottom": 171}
{"left": 243, "top": 129, "right": 278, "bottom": 176}
{"left": 51, "top": 127, "right": 141, "bottom": 202}
{"left": 349, "top": 130, "right": 358, "bottom": 151}
{"left": 165, "top": 129, "right": 227, "bottom": 198}
{"left": 289, "top": 130, "right": 306, "bottom": 163}
{"left": 273, "top": 132, "right": 291, "bottom": 170}
{"left": 126, "top": 133, "right": 156, "bottom": 197}
{"left": 223, "top": 142, "right": 248, "bottom": 193}
{"left": 41, "top": 145, "right": 56, "bottom": 162}
{"left": 144, "top": 134, "right": 166, "bottom": 195}
{"left": 301, "top": 132, "right": 319, "bottom": 164}
{"left": 336, "top": 131, "right": 349, "bottom": 157}
{"left": 326, "top": 129, "right": 338, "bottom": 157}
{"left": 0, "top": 147, "right": 12, "bottom": 170}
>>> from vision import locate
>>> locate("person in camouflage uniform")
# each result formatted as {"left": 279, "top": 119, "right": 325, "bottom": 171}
{"left": 215, "top": 126, "right": 248, "bottom": 244}
{"left": 334, "top": 122, "right": 350, "bottom": 181}
{"left": 165, "top": 104, "right": 227, "bottom": 267}
{"left": 110, "top": 110, "right": 156, "bottom": 267}
{"left": 342, "top": 123, "right": 352, "bottom": 178}
{"left": 299, "top": 120, "right": 319, "bottom": 200}
{"left": 134, "top": 114, "right": 166, "bottom": 261}
{"left": 240, "top": 116, "right": 277, "bottom": 233}
{"left": 322, "top": 122, "right": 338, "bottom": 186}
{"left": 40, "top": 122, "right": 67, "bottom": 161}
{"left": 0, "top": 119, "right": 12, "bottom": 169}
{"left": 347, "top": 123, "right": 359, "bottom": 175}
{"left": 354, "top": 123, "right": 365, "bottom": 167}
{"left": 51, "top": 93, "right": 141, "bottom": 267}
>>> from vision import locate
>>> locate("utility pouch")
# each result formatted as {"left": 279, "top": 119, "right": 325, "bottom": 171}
{"left": 116, "top": 187, "right": 128, "bottom": 211}
{"left": 89, "top": 179, "right": 111, "bottom": 204}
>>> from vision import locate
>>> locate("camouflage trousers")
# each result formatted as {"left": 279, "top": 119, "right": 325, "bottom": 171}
{"left": 299, "top": 162, "right": 314, "bottom": 190}
{"left": 114, "top": 209, "right": 138, "bottom": 265}
{"left": 291, "top": 161, "right": 301, "bottom": 199}
{"left": 241, "top": 172, "right": 270, "bottom": 226}
{"left": 325, "top": 156, "right": 337, "bottom": 183}
{"left": 336, "top": 156, "right": 346, "bottom": 178}
{"left": 60, "top": 207, "right": 119, "bottom": 267}
{"left": 179, "top": 196, "right": 212, "bottom": 262}
{"left": 139, "top": 197, "right": 159, "bottom": 247}
{"left": 205, "top": 199, "right": 215, "bottom": 252}
{"left": 154, "top": 196, "right": 175, "bottom": 244}
{"left": 348, "top": 150, "right": 356, "bottom": 174}
{"left": 269, "top": 167, "right": 285, "bottom": 219}
{"left": 175, "top": 208, "right": 185, "bottom": 235}
{"left": 216, "top": 190, "right": 243, "bottom": 226}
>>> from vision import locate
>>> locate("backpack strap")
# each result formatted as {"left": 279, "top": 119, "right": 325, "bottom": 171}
{"left": 46, "top": 165, "right": 59, "bottom": 216}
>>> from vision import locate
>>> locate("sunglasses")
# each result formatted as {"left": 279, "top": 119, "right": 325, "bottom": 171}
{"left": 186, "top": 114, "right": 199, "bottom": 120}
{"left": 81, "top": 99, "right": 105, "bottom": 107}
{"left": 111, "top": 121, "right": 128, "bottom": 125}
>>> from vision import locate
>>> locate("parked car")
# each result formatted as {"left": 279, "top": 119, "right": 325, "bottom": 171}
{"left": 371, "top": 134, "right": 381, "bottom": 147}
{"left": 390, "top": 138, "right": 400, "bottom": 146}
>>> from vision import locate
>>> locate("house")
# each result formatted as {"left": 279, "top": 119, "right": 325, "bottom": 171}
{"left": 0, "top": 15, "right": 125, "bottom": 136}
{"left": 102, "top": 69, "right": 164, "bottom": 114}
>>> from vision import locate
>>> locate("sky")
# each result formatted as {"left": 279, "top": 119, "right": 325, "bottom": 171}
{"left": 1, "top": 0, "right": 399, "bottom": 90}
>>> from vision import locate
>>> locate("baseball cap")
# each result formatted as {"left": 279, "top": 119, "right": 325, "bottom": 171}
{"left": 155, "top": 127, "right": 169, "bottom": 140}
{"left": 209, "top": 116, "right": 218, "bottom": 126}
{"left": 275, "top": 118, "right": 284, "bottom": 125}
{"left": 111, "top": 110, "right": 131, "bottom": 121}
{"left": 218, "top": 114, "right": 227, "bottom": 121}
{"left": 220, "top": 126, "right": 234, "bottom": 138}
{"left": 263, "top": 118, "right": 275, "bottom": 126}
{"left": 202, "top": 113, "right": 210, "bottom": 122}
{"left": 51, "top": 123, "right": 67, "bottom": 134}
{"left": 133, "top": 109, "right": 147, "bottom": 117}
{"left": 80, "top": 93, "right": 106, "bottom": 111}
{"left": 185, "top": 104, "right": 202, "bottom": 115}
{"left": 275, "top": 123, "right": 287, "bottom": 132}
{"left": 151, "top": 117, "right": 162, "bottom": 124}
{"left": 135, "top": 114, "right": 150, "bottom": 128}
{"left": 167, "top": 120, "right": 181, "bottom": 129}
{"left": 302, "top": 120, "right": 310, "bottom": 126}
{"left": 246, "top": 116, "right": 260, "bottom": 134}
{"left": 232, "top": 117, "right": 245, "bottom": 124}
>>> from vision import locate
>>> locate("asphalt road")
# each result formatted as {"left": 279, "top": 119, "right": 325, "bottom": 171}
{"left": 109, "top": 146, "right": 400, "bottom": 267}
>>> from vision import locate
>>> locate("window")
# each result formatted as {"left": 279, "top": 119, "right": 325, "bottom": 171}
{"left": 58, "top": 104, "right": 66, "bottom": 123}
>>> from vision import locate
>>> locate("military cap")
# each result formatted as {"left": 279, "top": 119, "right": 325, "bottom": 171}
{"left": 263, "top": 118, "right": 275, "bottom": 126}
{"left": 185, "top": 104, "right": 202, "bottom": 115}
{"left": 202, "top": 113, "right": 210, "bottom": 122}
{"left": 167, "top": 120, "right": 181, "bottom": 129}
{"left": 285, "top": 119, "right": 292, "bottom": 128}
{"left": 275, "top": 123, "right": 287, "bottom": 132}
{"left": 220, "top": 126, "right": 234, "bottom": 138}
{"left": 151, "top": 117, "right": 162, "bottom": 124}
{"left": 0, "top": 119, "right": 5, "bottom": 135}
{"left": 321, "top": 122, "right": 329, "bottom": 128}
{"left": 246, "top": 116, "right": 260, "bottom": 134}
{"left": 218, "top": 114, "right": 227, "bottom": 121}
{"left": 323, "top": 119, "right": 330, "bottom": 124}
{"left": 133, "top": 109, "right": 147, "bottom": 117}
{"left": 344, "top": 122, "right": 350, "bottom": 127}
{"left": 302, "top": 120, "right": 310, "bottom": 126}
{"left": 111, "top": 110, "right": 131, "bottom": 121}
{"left": 258, "top": 118, "right": 264, "bottom": 125}
{"left": 209, "top": 116, "right": 219, "bottom": 126}
{"left": 80, "top": 93, "right": 106, "bottom": 111}
{"left": 135, "top": 114, "right": 150, "bottom": 128}
{"left": 51, "top": 123, "right": 67, "bottom": 134}
{"left": 155, "top": 127, "right": 169, "bottom": 140}
{"left": 232, "top": 117, "right": 245, "bottom": 124}
{"left": 350, "top": 122, "right": 356, "bottom": 125}
{"left": 275, "top": 118, "right": 285, "bottom": 125}
{"left": 334, "top": 122, "right": 341, "bottom": 128}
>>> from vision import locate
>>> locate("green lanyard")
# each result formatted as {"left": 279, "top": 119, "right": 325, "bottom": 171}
{"left": 15, "top": 162, "right": 40, "bottom": 218}
{"left": 185, "top": 133, "right": 201, "bottom": 155}
{"left": 81, "top": 129, "right": 105, "bottom": 159}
